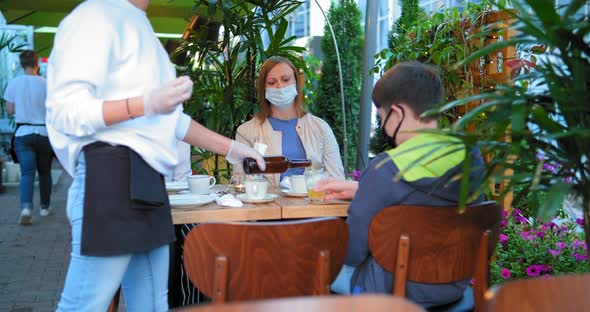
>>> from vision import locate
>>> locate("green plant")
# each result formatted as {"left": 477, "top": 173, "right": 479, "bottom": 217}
{"left": 491, "top": 208, "right": 588, "bottom": 285}
{"left": 370, "top": 2, "right": 488, "bottom": 155}
{"left": 313, "top": 0, "right": 363, "bottom": 172}
{"left": 175, "top": 0, "right": 306, "bottom": 181}
{"left": 370, "top": 0, "right": 422, "bottom": 156}
{"left": 426, "top": 0, "right": 590, "bottom": 249}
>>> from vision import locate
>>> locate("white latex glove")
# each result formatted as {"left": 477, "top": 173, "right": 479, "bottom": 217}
{"left": 226, "top": 140, "right": 266, "bottom": 171}
{"left": 143, "top": 76, "right": 193, "bottom": 116}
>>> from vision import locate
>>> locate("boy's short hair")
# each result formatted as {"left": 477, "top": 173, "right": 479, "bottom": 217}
{"left": 19, "top": 50, "right": 39, "bottom": 69}
{"left": 372, "top": 61, "right": 444, "bottom": 119}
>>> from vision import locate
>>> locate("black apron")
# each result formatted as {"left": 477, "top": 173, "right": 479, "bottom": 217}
{"left": 81, "top": 142, "right": 175, "bottom": 256}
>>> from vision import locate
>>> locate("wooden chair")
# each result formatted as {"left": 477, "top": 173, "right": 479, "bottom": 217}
{"left": 484, "top": 274, "right": 590, "bottom": 312}
{"left": 368, "top": 201, "right": 502, "bottom": 311}
{"left": 176, "top": 294, "right": 426, "bottom": 312}
{"left": 183, "top": 217, "right": 348, "bottom": 303}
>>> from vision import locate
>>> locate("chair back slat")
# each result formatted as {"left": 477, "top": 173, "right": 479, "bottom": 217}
{"left": 393, "top": 235, "right": 411, "bottom": 297}
{"left": 183, "top": 217, "right": 348, "bottom": 302}
{"left": 369, "top": 201, "right": 502, "bottom": 283}
{"left": 213, "top": 256, "right": 229, "bottom": 304}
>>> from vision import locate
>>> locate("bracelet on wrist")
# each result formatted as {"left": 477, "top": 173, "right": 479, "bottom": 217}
{"left": 126, "top": 98, "right": 135, "bottom": 120}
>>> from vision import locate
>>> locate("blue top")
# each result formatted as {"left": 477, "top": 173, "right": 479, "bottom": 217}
{"left": 268, "top": 116, "right": 307, "bottom": 180}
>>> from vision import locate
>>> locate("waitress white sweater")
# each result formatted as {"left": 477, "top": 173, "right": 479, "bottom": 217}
{"left": 46, "top": 0, "right": 191, "bottom": 177}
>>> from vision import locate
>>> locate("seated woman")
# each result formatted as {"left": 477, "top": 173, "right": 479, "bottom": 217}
{"left": 234, "top": 56, "right": 344, "bottom": 186}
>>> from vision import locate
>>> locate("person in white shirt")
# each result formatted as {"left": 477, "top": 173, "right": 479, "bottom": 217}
{"left": 3, "top": 50, "right": 53, "bottom": 225}
{"left": 46, "top": 1, "right": 264, "bottom": 311}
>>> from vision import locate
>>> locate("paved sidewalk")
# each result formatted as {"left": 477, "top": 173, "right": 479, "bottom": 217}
{"left": 0, "top": 171, "right": 71, "bottom": 312}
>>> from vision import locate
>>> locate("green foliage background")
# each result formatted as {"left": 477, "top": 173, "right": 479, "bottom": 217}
{"left": 312, "top": 0, "right": 363, "bottom": 172}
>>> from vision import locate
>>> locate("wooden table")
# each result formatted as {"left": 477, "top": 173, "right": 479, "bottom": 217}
{"left": 171, "top": 191, "right": 349, "bottom": 224}
{"left": 276, "top": 196, "right": 349, "bottom": 219}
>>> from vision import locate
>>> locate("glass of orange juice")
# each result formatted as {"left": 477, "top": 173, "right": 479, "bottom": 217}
{"left": 304, "top": 169, "right": 328, "bottom": 203}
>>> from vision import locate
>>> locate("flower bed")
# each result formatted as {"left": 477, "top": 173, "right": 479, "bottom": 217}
{"left": 491, "top": 209, "right": 589, "bottom": 285}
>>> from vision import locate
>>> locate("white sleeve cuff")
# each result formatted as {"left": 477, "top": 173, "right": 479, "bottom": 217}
{"left": 176, "top": 112, "right": 192, "bottom": 141}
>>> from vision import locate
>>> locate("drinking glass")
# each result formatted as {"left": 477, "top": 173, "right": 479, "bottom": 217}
{"left": 304, "top": 169, "right": 328, "bottom": 203}
{"left": 229, "top": 173, "right": 245, "bottom": 194}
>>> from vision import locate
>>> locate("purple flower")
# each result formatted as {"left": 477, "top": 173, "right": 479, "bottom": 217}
{"left": 352, "top": 169, "right": 361, "bottom": 181}
{"left": 576, "top": 218, "right": 584, "bottom": 226}
{"left": 499, "top": 233, "right": 508, "bottom": 245}
{"left": 469, "top": 278, "right": 475, "bottom": 285}
{"left": 561, "top": 225, "right": 569, "bottom": 232}
{"left": 500, "top": 219, "right": 507, "bottom": 229}
{"left": 571, "top": 240, "right": 584, "bottom": 249}
{"left": 556, "top": 242, "right": 567, "bottom": 250}
{"left": 512, "top": 208, "right": 523, "bottom": 216}
{"left": 525, "top": 265, "right": 543, "bottom": 277}
{"left": 515, "top": 215, "right": 528, "bottom": 224}
{"left": 540, "top": 265, "right": 552, "bottom": 273}
{"left": 520, "top": 231, "right": 535, "bottom": 241}
{"left": 502, "top": 210, "right": 508, "bottom": 218}
{"left": 573, "top": 253, "right": 588, "bottom": 261}
{"left": 536, "top": 231, "right": 546, "bottom": 238}
{"left": 500, "top": 268, "right": 511, "bottom": 279}
{"left": 548, "top": 249, "right": 561, "bottom": 257}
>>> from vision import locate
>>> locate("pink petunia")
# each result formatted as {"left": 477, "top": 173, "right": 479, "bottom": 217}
{"left": 500, "top": 219, "right": 507, "bottom": 229}
{"left": 515, "top": 215, "right": 528, "bottom": 224}
{"left": 469, "top": 278, "right": 475, "bottom": 286}
{"left": 548, "top": 249, "right": 561, "bottom": 257}
{"left": 573, "top": 253, "right": 588, "bottom": 261}
{"left": 571, "top": 240, "right": 584, "bottom": 249}
{"left": 499, "top": 233, "right": 508, "bottom": 245}
{"left": 500, "top": 268, "right": 511, "bottom": 279}
{"left": 525, "top": 265, "right": 542, "bottom": 277}
{"left": 520, "top": 231, "right": 535, "bottom": 241}
{"left": 556, "top": 242, "right": 567, "bottom": 250}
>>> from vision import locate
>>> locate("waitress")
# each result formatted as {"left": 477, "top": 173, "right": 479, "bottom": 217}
{"left": 46, "top": 0, "right": 264, "bottom": 311}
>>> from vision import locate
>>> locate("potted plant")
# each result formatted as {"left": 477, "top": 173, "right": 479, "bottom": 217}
{"left": 427, "top": 0, "right": 590, "bottom": 249}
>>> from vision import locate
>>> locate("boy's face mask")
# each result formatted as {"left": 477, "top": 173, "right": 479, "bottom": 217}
{"left": 381, "top": 105, "right": 405, "bottom": 150}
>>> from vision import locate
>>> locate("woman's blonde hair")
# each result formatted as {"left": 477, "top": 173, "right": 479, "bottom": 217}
{"left": 256, "top": 56, "right": 306, "bottom": 121}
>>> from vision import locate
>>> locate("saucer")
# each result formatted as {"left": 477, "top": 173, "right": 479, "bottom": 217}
{"left": 236, "top": 193, "right": 279, "bottom": 204}
{"left": 169, "top": 194, "right": 215, "bottom": 208}
{"left": 166, "top": 181, "right": 189, "bottom": 192}
{"left": 280, "top": 189, "right": 308, "bottom": 198}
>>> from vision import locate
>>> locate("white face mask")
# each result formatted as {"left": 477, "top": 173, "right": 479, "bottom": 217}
{"left": 265, "top": 84, "right": 298, "bottom": 109}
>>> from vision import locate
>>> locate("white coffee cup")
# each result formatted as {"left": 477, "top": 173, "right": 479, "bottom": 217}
{"left": 289, "top": 175, "right": 307, "bottom": 193}
{"left": 244, "top": 177, "right": 268, "bottom": 200}
{"left": 187, "top": 175, "right": 216, "bottom": 195}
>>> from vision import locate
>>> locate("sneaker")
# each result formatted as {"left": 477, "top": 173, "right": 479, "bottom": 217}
{"left": 40, "top": 207, "right": 52, "bottom": 217}
{"left": 19, "top": 208, "right": 32, "bottom": 225}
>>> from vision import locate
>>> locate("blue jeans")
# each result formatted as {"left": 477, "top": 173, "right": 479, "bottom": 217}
{"left": 14, "top": 134, "right": 53, "bottom": 210}
{"left": 331, "top": 264, "right": 355, "bottom": 294}
{"left": 57, "top": 154, "right": 170, "bottom": 312}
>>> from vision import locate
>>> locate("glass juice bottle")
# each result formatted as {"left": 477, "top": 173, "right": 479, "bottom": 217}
{"left": 242, "top": 156, "right": 311, "bottom": 175}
